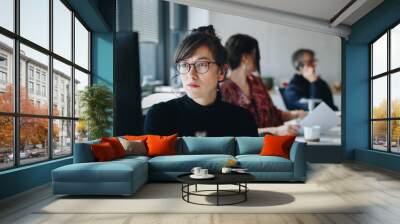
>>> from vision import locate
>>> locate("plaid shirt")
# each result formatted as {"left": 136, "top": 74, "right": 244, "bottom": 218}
{"left": 220, "top": 74, "right": 283, "bottom": 128}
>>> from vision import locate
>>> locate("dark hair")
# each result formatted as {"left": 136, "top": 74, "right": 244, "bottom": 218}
{"left": 174, "top": 25, "right": 227, "bottom": 70}
{"left": 225, "top": 34, "right": 261, "bottom": 71}
{"left": 292, "top": 49, "right": 315, "bottom": 69}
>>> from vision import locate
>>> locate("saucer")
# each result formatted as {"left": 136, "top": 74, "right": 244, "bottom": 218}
{"left": 190, "top": 174, "right": 215, "bottom": 179}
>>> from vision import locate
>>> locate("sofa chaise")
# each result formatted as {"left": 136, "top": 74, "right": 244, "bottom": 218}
{"left": 52, "top": 137, "right": 306, "bottom": 196}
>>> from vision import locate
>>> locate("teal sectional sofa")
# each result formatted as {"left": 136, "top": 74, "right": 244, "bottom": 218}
{"left": 52, "top": 137, "right": 306, "bottom": 196}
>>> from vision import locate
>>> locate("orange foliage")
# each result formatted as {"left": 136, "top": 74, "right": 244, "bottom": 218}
{"left": 0, "top": 84, "right": 59, "bottom": 150}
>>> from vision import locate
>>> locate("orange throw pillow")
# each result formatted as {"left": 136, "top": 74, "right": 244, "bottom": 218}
{"left": 259, "top": 135, "right": 296, "bottom": 159}
{"left": 124, "top": 135, "right": 148, "bottom": 141}
{"left": 101, "top": 137, "right": 127, "bottom": 158}
{"left": 146, "top": 134, "right": 177, "bottom": 157}
{"left": 91, "top": 142, "right": 117, "bottom": 161}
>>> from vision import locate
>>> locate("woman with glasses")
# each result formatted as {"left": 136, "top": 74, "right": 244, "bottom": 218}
{"left": 220, "top": 34, "right": 307, "bottom": 136}
{"left": 144, "top": 25, "right": 258, "bottom": 137}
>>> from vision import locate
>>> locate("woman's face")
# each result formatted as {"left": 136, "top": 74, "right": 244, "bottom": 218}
{"left": 178, "top": 45, "right": 224, "bottom": 100}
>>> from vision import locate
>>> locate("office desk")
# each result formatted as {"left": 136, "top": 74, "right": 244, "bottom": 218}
{"left": 296, "top": 128, "right": 342, "bottom": 163}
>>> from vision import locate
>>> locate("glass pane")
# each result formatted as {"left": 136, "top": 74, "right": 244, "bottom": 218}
{"left": 75, "top": 120, "right": 88, "bottom": 143}
{"left": 53, "top": 0, "right": 72, "bottom": 60}
{"left": 391, "top": 72, "right": 400, "bottom": 118}
{"left": 74, "top": 69, "right": 89, "bottom": 118}
{"left": 0, "top": 35, "right": 14, "bottom": 112}
{"left": 20, "top": 117, "right": 49, "bottom": 165}
{"left": 0, "top": 116, "right": 14, "bottom": 170}
{"left": 20, "top": 44, "right": 49, "bottom": 115}
{"left": 53, "top": 59, "right": 72, "bottom": 117}
{"left": 372, "top": 121, "right": 388, "bottom": 151}
{"left": 0, "top": 0, "right": 14, "bottom": 31}
{"left": 372, "top": 33, "right": 387, "bottom": 76}
{"left": 20, "top": 0, "right": 49, "bottom": 49}
{"left": 391, "top": 24, "right": 400, "bottom": 70}
{"left": 391, "top": 120, "right": 400, "bottom": 153}
{"left": 74, "top": 18, "right": 89, "bottom": 70}
{"left": 53, "top": 119, "right": 72, "bottom": 157}
{"left": 372, "top": 77, "right": 387, "bottom": 119}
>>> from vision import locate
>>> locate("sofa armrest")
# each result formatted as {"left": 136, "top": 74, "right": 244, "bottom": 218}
{"left": 289, "top": 141, "right": 307, "bottom": 181}
{"left": 73, "top": 140, "right": 100, "bottom": 163}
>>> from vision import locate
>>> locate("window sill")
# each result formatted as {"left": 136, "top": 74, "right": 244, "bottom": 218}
{"left": 0, "top": 156, "right": 72, "bottom": 176}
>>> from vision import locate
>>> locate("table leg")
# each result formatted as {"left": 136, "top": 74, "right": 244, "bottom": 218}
{"left": 245, "top": 183, "right": 247, "bottom": 201}
{"left": 187, "top": 184, "right": 190, "bottom": 202}
{"left": 217, "top": 184, "right": 219, "bottom": 206}
{"left": 195, "top": 184, "right": 197, "bottom": 192}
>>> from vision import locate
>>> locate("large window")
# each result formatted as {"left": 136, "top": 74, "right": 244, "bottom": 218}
{"left": 0, "top": 0, "right": 91, "bottom": 171}
{"left": 370, "top": 22, "right": 400, "bottom": 153}
{"left": 134, "top": 0, "right": 188, "bottom": 102}
{"left": 133, "top": 0, "right": 161, "bottom": 95}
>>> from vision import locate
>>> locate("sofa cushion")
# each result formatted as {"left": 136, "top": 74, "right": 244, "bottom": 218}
{"left": 236, "top": 155, "right": 293, "bottom": 172}
{"left": 101, "top": 137, "right": 127, "bottom": 158}
{"left": 118, "top": 138, "right": 147, "bottom": 156}
{"left": 53, "top": 158, "right": 147, "bottom": 183}
{"left": 178, "top": 137, "right": 235, "bottom": 155}
{"left": 91, "top": 142, "right": 118, "bottom": 161}
{"left": 114, "top": 155, "right": 150, "bottom": 163}
{"left": 260, "top": 135, "right": 296, "bottom": 159}
{"left": 236, "top": 137, "right": 264, "bottom": 155}
{"left": 74, "top": 140, "right": 100, "bottom": 163}
{"left": 147, "top": 134, "right": 178, "bottom": 157}
{"left": 149, "top": 154, "right": 235, "bottom": 172}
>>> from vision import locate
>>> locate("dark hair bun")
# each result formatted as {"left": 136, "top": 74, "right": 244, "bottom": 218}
{"left": 192, "top": 25, "right": 217, "bottom": 38}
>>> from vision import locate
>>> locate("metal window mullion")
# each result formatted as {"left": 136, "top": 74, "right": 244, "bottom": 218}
{"left": 48, "top": 0, "right": 54, "bottom": 160}
{"left": 13, "top": 0, "right": 20, "bottom": 166}
{"left": 387, "top": 30, "right": 391, "bottom": 152}
{"left": 71, "top": 11, "right": 76, "bottom": 156}
{"left": 88, "top": 31, "right": 91, "bottom": 75}
{"left": 370, "top": 45, "right": 373, "bottom": 149}
{"left": 13, "top": 0, "right": 21, "bottom": 167}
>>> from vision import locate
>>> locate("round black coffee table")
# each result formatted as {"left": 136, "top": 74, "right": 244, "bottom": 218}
{"left": 177, "top": 173, "right": 255, "bottom": 206}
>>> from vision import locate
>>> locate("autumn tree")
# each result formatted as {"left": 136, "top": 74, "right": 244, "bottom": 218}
{"left": 0, "top": 84, "right": 59, "bottom": 152}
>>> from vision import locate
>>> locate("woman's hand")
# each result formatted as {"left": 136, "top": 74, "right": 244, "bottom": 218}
{"left": 275, "top": 124, "right": 300, "bottom": 136}
{"left": 291, "top": 110, "right": 308, "bottom": 119}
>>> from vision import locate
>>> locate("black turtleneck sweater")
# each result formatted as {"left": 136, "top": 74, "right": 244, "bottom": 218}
{"left": 144, "top": 95, "right": 258, "bottom": 137}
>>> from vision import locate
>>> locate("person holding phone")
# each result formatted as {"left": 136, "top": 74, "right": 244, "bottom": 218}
{"left": 284, "top": 49, "right": 338, "bottom": 111}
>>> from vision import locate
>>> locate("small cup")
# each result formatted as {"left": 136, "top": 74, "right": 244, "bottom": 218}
{"left": 199, "top": 169, "right": 208, "bottom": 176}
{"left": 221, "top": 167, "right": 232, "bottom": 174}
{"left": 304, "top": 125, "right": 321, "bottom": 142}
{"left": 191, "top": 167, "right": 202, "bottom": 176}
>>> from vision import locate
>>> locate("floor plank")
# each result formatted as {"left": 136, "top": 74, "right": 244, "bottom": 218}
{"left": 1, "top": 161, "right": 400, "bottom": 224}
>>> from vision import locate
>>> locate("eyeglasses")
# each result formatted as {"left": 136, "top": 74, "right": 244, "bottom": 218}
{"left": 176, "top": 61, "right": 216, "bottom": 75}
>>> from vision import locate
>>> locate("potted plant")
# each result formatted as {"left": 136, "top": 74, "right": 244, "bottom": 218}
{"left": 79, "top": 84, "right": 113, "bottom": 140}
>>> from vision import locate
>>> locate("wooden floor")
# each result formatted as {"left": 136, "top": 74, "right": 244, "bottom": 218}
{"left": 1, "top": 162, "right": 400, "bottom": 224}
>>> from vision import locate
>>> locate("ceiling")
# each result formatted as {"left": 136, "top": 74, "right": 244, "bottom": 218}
{"left": 165, "top": 0, "right": 384, "bottom": 37}
{"left": 224, "top": 0, "right": 353, "bottom": 24}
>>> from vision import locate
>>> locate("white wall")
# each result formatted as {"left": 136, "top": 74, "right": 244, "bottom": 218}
{"left": 188, "top": 7, "right": 342, "bottom": 86}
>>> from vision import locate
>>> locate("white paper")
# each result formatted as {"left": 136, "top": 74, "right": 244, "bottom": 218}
{"left": 299, "top": 102, "right": 340, "bottom": 133}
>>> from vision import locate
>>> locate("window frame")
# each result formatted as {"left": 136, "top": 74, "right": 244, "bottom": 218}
{"left": 370, "top": 20, "right": 400, "bottom": 154}
{"left": 0, "top": 0, "right": 92, "bottom": 171}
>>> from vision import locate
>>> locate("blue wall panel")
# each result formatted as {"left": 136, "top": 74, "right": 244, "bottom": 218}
{"left": 345, "top": 0, "right": 400, "bottom": 170}
{"left": 92, "top": 33, "right": 113, "bottom": 89}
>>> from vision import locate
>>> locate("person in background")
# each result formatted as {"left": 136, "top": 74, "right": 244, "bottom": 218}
{"left": 144, "top": 26, "right": 258, "bottom": 137}
{"left": 220, "top": 34, "right": 306, "bottom": 136}
{"left": 284, "top": 49, "right": 338, "bottom": 111}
